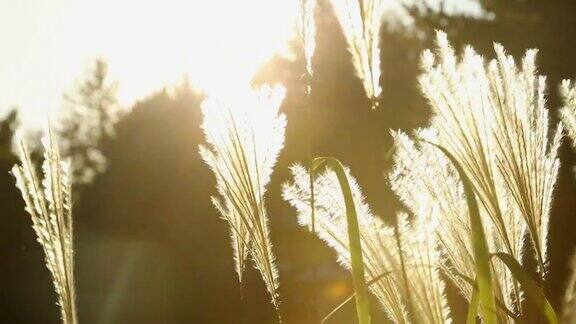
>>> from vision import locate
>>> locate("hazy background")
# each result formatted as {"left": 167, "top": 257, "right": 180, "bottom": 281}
{"left": 0, "top": 0, "right": 297, "bottom": 127}
{"left": 1, "top": 0, "right": 576, "bottom": 323}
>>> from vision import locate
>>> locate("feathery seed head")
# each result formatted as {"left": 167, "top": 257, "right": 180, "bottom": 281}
{"left": 12, "top": 129, "right": 77, "bottom": 324}
{"left": 200, "top": 85, "right": 286, "bottom": 309}
{"left": 283, "top": 163, "right": 451, "bottom": 323}
{"left": 404, "top": 32, "right": 563, "bottom": 319}
{"left": 299, "top": 0, "right": 317, "bottom": 95}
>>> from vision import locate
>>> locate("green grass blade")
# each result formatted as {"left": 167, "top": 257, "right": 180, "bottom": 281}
{"left": 311, "top": 157, "right": 371, "bottom": 324}
{"left": 425, "top": 142, "right": 497, "bottom": 324}
{"left": 321, "top": 271, "right": 392, "bottom": 324}
{"left": 492, "top": 252, "right": 559, "bottom": 324}
{"left": 467, "top": 280, "right": 480, "bottom": 324}
{"left": 454, "top": 271, "right": 519, "bottom": 320}
{"left": 321, "top": 292, "right": 356, "bottom": 324}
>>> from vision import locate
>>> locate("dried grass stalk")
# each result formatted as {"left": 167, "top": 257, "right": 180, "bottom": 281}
{"left": 12, "top": 128, "right": 77, "bottom": 324}
{"left": 200, "top": 86, "right": 286, "bottom": 309}
{"left": 382, "top": 31, "right": 563, "bottom": 320}
{"left": 329, "top": 0, "right": 385, "bottom": 106}
{"left": 419, "top": 31, "right": 561, "bottom": 277}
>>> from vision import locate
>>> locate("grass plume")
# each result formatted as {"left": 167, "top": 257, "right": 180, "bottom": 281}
{"left": 12, "top": 128, "right": 77, "bottom": 324}
{"left": 419, "top": 31, "right": 561, "bottom": 277}
{"left": 328, "top": 0, "right": 385, "bottom": 106}
{"left": 310, "top": 157, "right": 371, "bottom": 324}
{"left": 384, "top": 31, "right": 563, "bottom": 320}
{"left": 283, "top": 164, "right": 451, "bottom": 323}
{"left": 299, "top": 0, "right": 317, "bottom": 95}
{"left": 390, "top": 130, "right": 519, "bottom": 321}
{"left": 326, "top": 0, "right": 487, "bottom": 107}
{"left": 199, "top": 85, "right": 286, "bottom": 310}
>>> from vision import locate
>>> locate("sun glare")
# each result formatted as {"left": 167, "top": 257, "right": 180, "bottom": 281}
{"left": 0, "top": 0, "right": 299, "bottom": 128}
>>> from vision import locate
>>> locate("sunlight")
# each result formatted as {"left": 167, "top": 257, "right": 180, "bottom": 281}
{"left": 0, "top": 0, "right": 299, "bottom": 128}
{"left": 92, "top": 0, "right": 299, "bottom": 100}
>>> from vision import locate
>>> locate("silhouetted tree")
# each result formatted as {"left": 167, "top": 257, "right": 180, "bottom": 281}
{"left": 57, "top": 59, "right": 124, "bottom": 185}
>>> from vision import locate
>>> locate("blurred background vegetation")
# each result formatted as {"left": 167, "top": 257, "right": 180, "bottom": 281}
{"left": 1, "top": 0, "right": 576, "bottom": 323}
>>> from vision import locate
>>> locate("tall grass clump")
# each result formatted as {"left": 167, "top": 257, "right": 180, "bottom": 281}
{"left": 393, "top": 31, "right": 562, "bottom": 321}
{"left": 284, "top": 31, "right": 562, "bottom": 323}
{"left": 309, "top": 157, "right": 373, "bottom": 324}
{"left": 419, "top": 31, "right": 562, "bottom": 277}
{"left": 199, "top": 85, "right": 287, "bottom": 311}
{"left": 391, "top": 130, "right": 503, "bottom": 322}
{"left": 283, "top": 164, "right": 451, "bottom": 323}
{"left": 12, "top": 128, "right": 77, "bottom": 324}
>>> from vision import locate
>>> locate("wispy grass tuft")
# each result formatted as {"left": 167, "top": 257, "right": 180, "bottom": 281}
{"left": 328, "top": 0, "right": 385, "bottom": 107}
{"left": 492, "top": 252, "right": 558, "bottom": 323}
{"left": 386, "top": 31, "right": 563, "bottom": 321}
{"left": 299, "top": 0, "right": 317, "bottom": 96}
{"left": 12, "top": 128, "right": 77, "bottom": 324}
{"left": 283, "top": 163, "right": 451, "bottom": 323}
{"left": 419, "top": 30, "right": 562, "bottom": 274}
{"left": 310, "top": 157, "right": 371, "bottom": 324}
{"left": 426, "top": 141, "right": 497, "bottom": 324}
{"left": 200, "top": 85, "right": 286, "bottom": 310}
{"left": 390, "top": 130, "right": 518, "bottom": 321}
{"left": 326, "top": 0, "right": 488, "bottom": 108}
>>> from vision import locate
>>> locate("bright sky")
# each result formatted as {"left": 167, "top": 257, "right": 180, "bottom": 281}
{"left": 0, "top": 0, "right": 299, "bottom": 129}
